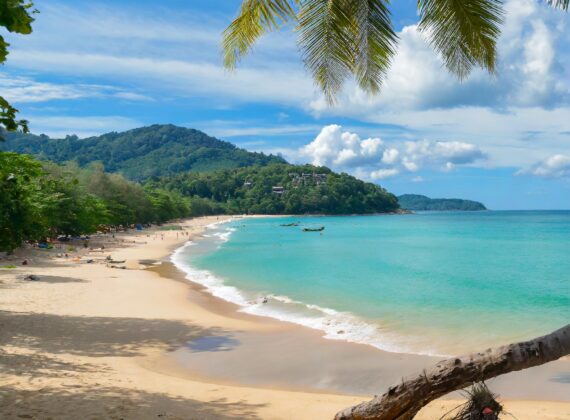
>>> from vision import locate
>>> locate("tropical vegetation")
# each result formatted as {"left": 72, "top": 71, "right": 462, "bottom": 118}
{"left": 0, "top": 148, "right": 399, "bottom": 252}
{"left": 0, "top": 152, "right": 193, "bottom": 252}
{"left": 398, "top": 194, "right": 486, "bottom": 211}
{"left": 149, "top": 163, "right": 399, "bottom": 215}
{"left": 1, "top": 124, "right": 285, "bottom": 180}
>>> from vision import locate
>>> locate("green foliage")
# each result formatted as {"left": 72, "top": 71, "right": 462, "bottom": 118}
{"left": 418, "top": 0, "right": 504, "bottom": 80}
{"left": 0, "top": 152, "right": 46, "bottom": 252}
{"left": 0, "top": 152, "right": 197, "bottom": 252}
{"left": 151, "top": 163, "right": 399, "bottom": 215}
{"left": 0, "top": 1, "right": 35, "bottom": 137}
{"left": 0, "top": 124, "right": 285, "bottom": 179}
{"left": 224, "top": 0, "right": 568, "bottom": 103}
{"left": 398, "top": 194, "right": 486, "bottom": 211}
{"left": 223, "top": 0, "right": 297, "bottom": 69}
{"left": 0, "top": 151, "right": 399, "bottom": 251}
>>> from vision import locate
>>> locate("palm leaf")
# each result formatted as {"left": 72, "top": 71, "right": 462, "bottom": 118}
{"left": 546, "top": 0, "right": 570, "bottom": 10}
{"left": 223, "top": 0, "right": 298, "bottom": 69}
{"left": 352, "top": 0, "right": 398, "bottom": 94}
{"left": 298, "top": 0, "right": 356, "bottom": 104}
{"left": 417, "top": 0, "right": 504, "bottom": 79}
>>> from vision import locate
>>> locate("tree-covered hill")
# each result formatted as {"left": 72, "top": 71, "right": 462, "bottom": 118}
{"left": 0, "top": 124, "right": 285, "bottom": 180}
{"left": 398, "top": 194, "right": 486, "bottom": 211}
{"left": 150, "top": 163, "right": 400, "bottom": 215}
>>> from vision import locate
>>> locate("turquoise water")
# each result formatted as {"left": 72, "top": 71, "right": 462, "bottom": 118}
{"left": 173, "top": 212, "right": 570, "bottom": 356}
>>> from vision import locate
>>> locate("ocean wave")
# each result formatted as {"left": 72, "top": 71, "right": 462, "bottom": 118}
{"left": 170, "top": 237, "right": 445, "bottom": 357}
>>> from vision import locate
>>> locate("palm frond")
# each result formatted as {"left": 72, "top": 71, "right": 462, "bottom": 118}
{"left": 223, "top": 0, "right": 298, "bottom": 69}
{"left": 298, "top": 0, "right": 356, "bottom": 104}
{"left": 546, "top": 0, "right": 570, "bottom": 10}
{"left": 418, "top": 0, "right": 504, "bottom": 79}
{"left": 352, "top": 0, "right": 398, "bottom": 94}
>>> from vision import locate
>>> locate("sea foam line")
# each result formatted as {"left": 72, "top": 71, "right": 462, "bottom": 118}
{"left": 171, "top": 224, "right": 444, "bottom": 357}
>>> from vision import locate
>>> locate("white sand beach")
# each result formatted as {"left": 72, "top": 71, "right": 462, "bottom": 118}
{"left": 1, "top": 216, "right": 569, "bottom": 420}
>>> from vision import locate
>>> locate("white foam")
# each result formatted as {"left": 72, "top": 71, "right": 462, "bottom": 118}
{"left": 170, "top": 232, "right": 445, "bottom": 357}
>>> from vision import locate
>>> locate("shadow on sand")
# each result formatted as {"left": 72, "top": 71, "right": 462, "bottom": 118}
{"left": 0, "top": 309, "right": 256, "bottom": 418}
{"left": 0, "top": 310, "right": 239, "bottom": 357}
{"left": 0, "top": 385, "right": 266, "bottom": 419}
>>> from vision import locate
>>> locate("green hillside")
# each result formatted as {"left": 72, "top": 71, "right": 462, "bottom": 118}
{"left": 0, "top": 124, "right": 285, "bottom": 180}
{"left": 150, "top": 163, "right": 400, "bottom": 215}
{"left": 398, "top": 194, "right": 486, "bottom": 211}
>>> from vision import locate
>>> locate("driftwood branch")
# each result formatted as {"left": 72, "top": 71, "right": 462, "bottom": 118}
{"left": 335, "top": 324, "right": 570, "bottom": 420}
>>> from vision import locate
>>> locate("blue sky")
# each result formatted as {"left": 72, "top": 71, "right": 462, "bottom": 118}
{"left": 2, "top": 0, "right": 570, "bottom": 209}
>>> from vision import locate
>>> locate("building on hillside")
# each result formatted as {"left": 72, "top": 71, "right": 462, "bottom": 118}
{"left": 289, "top": 172, "right": 328, "bottom": 186}
{"left": 272, "top": 186, "right": 285, "bottom": 195}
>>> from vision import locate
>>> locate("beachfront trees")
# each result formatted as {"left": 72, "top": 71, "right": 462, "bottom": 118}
{"left": 223, "top": 0, "right": 569, "bottom": 104}
{"left": 0, "top": 152, "right": 46, "bottom": 252}
{"left": 0, "top": 153, "right": 196, "bottom": 252}
{"left": 335, "top": 323, "right": 570, "bottom": 420}
{"left": 0, "top": 1, "right": 35, "bottom": 137}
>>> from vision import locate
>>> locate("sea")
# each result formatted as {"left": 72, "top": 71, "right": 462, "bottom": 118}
{"left": 172, "top": 211, "right": 570, "bottom": 357}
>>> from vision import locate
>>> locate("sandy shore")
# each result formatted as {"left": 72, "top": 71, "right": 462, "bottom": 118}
{"left": 1, "top": 216, "right": 569, "bottom": 419}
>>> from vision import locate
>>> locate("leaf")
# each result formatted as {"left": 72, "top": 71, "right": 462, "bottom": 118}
{"left": 223, "top": 0, "right": 298, "bottom": 69}
{"left": 0, "top": 0, "right": 35, "bottom": 34}
{"left": 352, "top": 0, "right": 398, "bottom": 94}
{"left": 298, "top": 0, "right": 356, "bottom": 104}
{"left": 418, "top": 0, "right": 504, "bottom": 79}
{"left": 0, "top": 35, "right": 9, "bottom": 63}
{"left": 546, "top": 0, "right": 570, "bottom": 10}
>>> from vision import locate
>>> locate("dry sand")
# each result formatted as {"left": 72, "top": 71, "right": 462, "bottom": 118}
{"left": 0, "top": 216, "right": 568, "bottom": 420}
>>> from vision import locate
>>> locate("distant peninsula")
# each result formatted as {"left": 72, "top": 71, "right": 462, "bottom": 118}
{"left": 398, "top": 194, "right": 487, "bottom": 211}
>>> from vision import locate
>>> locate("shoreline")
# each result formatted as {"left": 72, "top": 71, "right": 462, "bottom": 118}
{"left": 1, "top": 216, "right": 569, "bottom": 419}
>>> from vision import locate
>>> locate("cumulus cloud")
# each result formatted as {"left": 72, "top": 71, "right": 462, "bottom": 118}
{"left": 290, "top": 125, "right": 487, "bottom": 181}
{"left": 522, "top": 154, "right": 570, "bottom": 178}
{"left": 299, "top": 125, "right": 385, "bottom": 167}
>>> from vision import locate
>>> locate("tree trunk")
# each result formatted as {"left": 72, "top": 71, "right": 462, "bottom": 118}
{"left": 335, "top": 324, "right": 570, "bottom": 420}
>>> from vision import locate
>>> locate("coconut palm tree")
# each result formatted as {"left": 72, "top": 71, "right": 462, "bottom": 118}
{"left": 223, "top": 0, "right": 569, "bottom": 104}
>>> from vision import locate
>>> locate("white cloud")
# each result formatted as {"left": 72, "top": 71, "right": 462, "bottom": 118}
{"left": 371, "top": 168, "right": 400, "bottom": 180}
{"left": 411, "top": 176, "right": 424, "bottom": 183}
{"left": 0, "top": 74, "right": 152, "bottom": 103}
{"left": 6, "top": 1, "right": 314, "bottom": 107}
{"left": 404, "top": 139, "right": 486, "bottom": 171}
{"left": 523, "top": 154, "right": 570, "bottom": 178}
{"left": 382, "top": 148, "right": 400, "bottom": 164}
{"left": 299, "top": 125, "right": 385, "bottom": 167}
{"left": 288, "top": 125, "right": 486, "bottom": 181}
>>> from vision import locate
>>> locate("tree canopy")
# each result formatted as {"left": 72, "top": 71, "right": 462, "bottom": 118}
{"left": 1, "top": 124, "right": 285, "bottom": 180}
{"left": 0, "top": 152, "right": 194, "bottom": 252}
{"left": 149, "top": 163, "right": 400, "bottom": 215}
{"left": 398, "top": 194, "right": 486, "bottom": 211}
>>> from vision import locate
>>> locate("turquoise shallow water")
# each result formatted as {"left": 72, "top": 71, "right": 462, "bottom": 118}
{"left": 173, "top": 211, "right": 570, "bottom": 356}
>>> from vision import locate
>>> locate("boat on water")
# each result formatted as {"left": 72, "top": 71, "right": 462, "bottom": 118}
{"left": 280, "top": 222, "right": 299, "bottom": 227}
{"left": 302, "top": 226, "right": 325, "bottom": 232}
